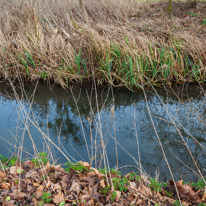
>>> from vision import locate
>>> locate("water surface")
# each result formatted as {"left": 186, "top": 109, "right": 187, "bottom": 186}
{"left": 0, "top": 82, "right": 206, "bottom": 181}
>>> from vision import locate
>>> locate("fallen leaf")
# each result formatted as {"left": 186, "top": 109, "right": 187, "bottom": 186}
{"left": 170, "top": 180, "right": 201, "bottom": 204}
{"left": 0, "top": 171, "right": 6, "bottom": 179}
{"left": 61, "top": 174, "right": 72, "bottom": 188}
{"left": 127, "top": 193, "right": 135, "bottom": 202}
{"left": 90, "top": 168, "right": 104, "bottom": 178}
{"left": 33, "top": 182, "right": 39, "bottom": 187}
{"left": 137, "top": 182, "right": 152, "bottom": 197}
{"left": 136, "top": 198, "right": 143, "bottom": 205}
{"left": 115, "top": 190, "right": 121, "bottom": 199}
{"left": 78, "top": 161, "right": 90, "bottom": 168}
{"left": 27, "top": 184, "right": 33, "bottom": 192}
{"left": 86, "top": 175, "right": 99, "bottom": 187}
{"left": 26, "top": 170, "right": 37, "bottom": 178}
{"left": 35, "top": 185, "right": 44, "bottom": 199}
{"left": 202, "top": 192, "right": 206, "bottom": 202}
{"left": 46, "top": 180, "right": 52, "bottom": 189}
{"left": 53, "top": 192, "right": 65, "bottom": 204}
{"left": 79, "top": 194, "right": 91, "bottom": 201}
{"left": 4, "top": 200, "right": 16, "bottom": 206}
{"left": 69, "top": 180, "right": 81, "bottom": 194}
{"left": 53, "top": 183, "right": 62, "bottom": 192}
{"left": 24, "top": 160, "right": 34, "bottom": 168}
{"left": 9, "top": 166, "right": 17, "bottom": 175}
{"left": 11, "top": 191, "right": 28, "bottom": 200}
{"left": 100, "top": 179, "right": 106, "bottom": 188}
{"left": 1, "top": 182, "right": 10, "bottom": 189}
{"left": 44, "top": 204, "right": 55, "bottom": 206}
{"left": 130, "top": 181, "right": 137, "bottom": 190}
{"left": 54, "top": 171, "right": 62, "bottom": 179}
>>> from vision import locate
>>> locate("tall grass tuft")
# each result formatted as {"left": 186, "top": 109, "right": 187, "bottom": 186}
{"left": 0, "top": 0, "right": 205, "bottom": 90}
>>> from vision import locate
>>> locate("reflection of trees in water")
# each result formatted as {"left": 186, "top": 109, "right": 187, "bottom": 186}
{"left": 0, "top": 83, "right": 206, "bottom": 180}
{"left": 143, "top": 94, "right": 206, "bottom": 180}
{"left": 0, "top": 83, "right": 205, "bottom": 139}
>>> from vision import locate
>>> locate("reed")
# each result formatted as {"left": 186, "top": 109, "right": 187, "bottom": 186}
{"left": 0, "top": 0, "right": 205, "bottom": 90}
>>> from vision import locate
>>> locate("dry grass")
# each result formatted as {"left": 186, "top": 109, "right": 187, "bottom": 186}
{"left": 0, "top": 0, "right": 205, "bottom": 90}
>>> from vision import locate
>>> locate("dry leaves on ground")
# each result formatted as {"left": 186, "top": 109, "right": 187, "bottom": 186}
{"left": 0, "top": 161, "right": 205, "bottom": 205}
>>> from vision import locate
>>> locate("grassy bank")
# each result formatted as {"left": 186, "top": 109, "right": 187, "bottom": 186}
{"left": 1, "top": 153, "right": 206, "bottom": 205}
{"left": 0, "top": 0, "right": 205, "bottom": 90}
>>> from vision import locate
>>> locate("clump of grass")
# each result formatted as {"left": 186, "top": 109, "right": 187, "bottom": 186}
{"left": 0, "top": 0, "right": 205, "bottom": 90}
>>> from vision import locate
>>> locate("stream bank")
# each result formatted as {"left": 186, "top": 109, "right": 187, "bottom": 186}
{"left": 0, "top": 156, "right": 205, "bottom": 206}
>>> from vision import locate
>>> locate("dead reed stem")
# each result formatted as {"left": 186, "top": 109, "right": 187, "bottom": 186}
{"left": 0, "top": 0, "right": 205, "bottom": 90}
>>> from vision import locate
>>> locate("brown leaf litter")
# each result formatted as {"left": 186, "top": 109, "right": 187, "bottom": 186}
{"left": 0, "top": 161, "right": 205, "bottom": 205}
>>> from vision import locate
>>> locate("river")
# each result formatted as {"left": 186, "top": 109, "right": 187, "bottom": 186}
{"left": 0, "top": 82, "right": 205, "bottom": 181}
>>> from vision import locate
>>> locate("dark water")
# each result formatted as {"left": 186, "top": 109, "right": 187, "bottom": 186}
{"left": 0, "top": 82, "right": 206, "bottom": 181}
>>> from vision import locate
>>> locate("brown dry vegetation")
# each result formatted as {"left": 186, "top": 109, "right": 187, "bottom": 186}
{"left": 1, "top": 160, "right": 206, "bottom": 206}
{"left": 0, "top": 0, "right": 206, "bottom": 90}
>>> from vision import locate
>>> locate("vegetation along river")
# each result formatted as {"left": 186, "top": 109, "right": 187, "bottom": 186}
{"left": 0, "top": 82, "right": 205, "bottom": 182}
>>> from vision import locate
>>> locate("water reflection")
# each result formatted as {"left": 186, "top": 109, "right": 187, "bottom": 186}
{"left": 0, "top": 82, "right": 205, "bottom": 181}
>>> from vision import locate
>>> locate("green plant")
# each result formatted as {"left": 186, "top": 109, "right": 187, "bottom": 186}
{"left": 8, "top": 157, "right": 17, "bottom": 167}
{"left": 32, "top": 152, "right": 48, "bottom": 167}
{"left": 5, "top": 196, "right": 11, "bottom": 201}
{"left": 201, "top": 18, "right": 206, "bottom": 25}
{"left": 74, "top": 51, "right": 85, "bottom": 75}
{"left": 59, "top": 202, "right": 65, "bottom": 206}
{"left": 149, "top": 178, "right": 168, "bottom": 192}
{"left": 182, "top": 180, "right": 190, "bottom": 185}
{"left": 0, "top": 154, "right": 8, "bottom": 164}
{"left": 165, "top": 190, "right": 173, "bottom": 198}
{"left": 99, "top": 167, "right": 109, "bottom": 174}
{"left": 64, "top": 161, "right": 88, "bottom": 173}
{"left": 191, "top": 178, "right": 206, "bottom": 190}
{"left": 41, "top": 175, "right": 48, "bottom": 181}
{"left": 110, "top": 191, "right": 117, "bottom": 202}
{"left": 110, "top": 168, "right": 121, "bottom": 176}
{"left": 18, "top": 55, "right": 29, "bottom": 77}
{"left": 18, "top": 51, "right": 35, "bottom": 78}
{"left": 72, "top": 200, "right": 79, "bottom": 206}
{"left": 40, "top": 71, "right": 47, "bottom": 80}
{"left": 41, "top": 192, "right": 52, "bottom": 204}
{"left": 129, "top": 173, "right": 140, "bottom": 181}
{"left": 99, "top": 185, "right": 111, "bottom": 196}
{"left": 24, "top": 51, "right": 36, "bottom": 67}
{"left": 172, "top": 200, "right": 181, "bottom": 206}
{"left": 187, "top": 12, "right": 198, "bottom": 17}
{"left": 17, "top": 168, "right": 23, "bottom": 174}
{"left": 112, "top": 177, "right": 129, "bottom": 192}
{"left": 99, "top": 168, "right": 121, "bottom": 176}
{"left": 0, "top": 155, "right": 17, "bottom": 168}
